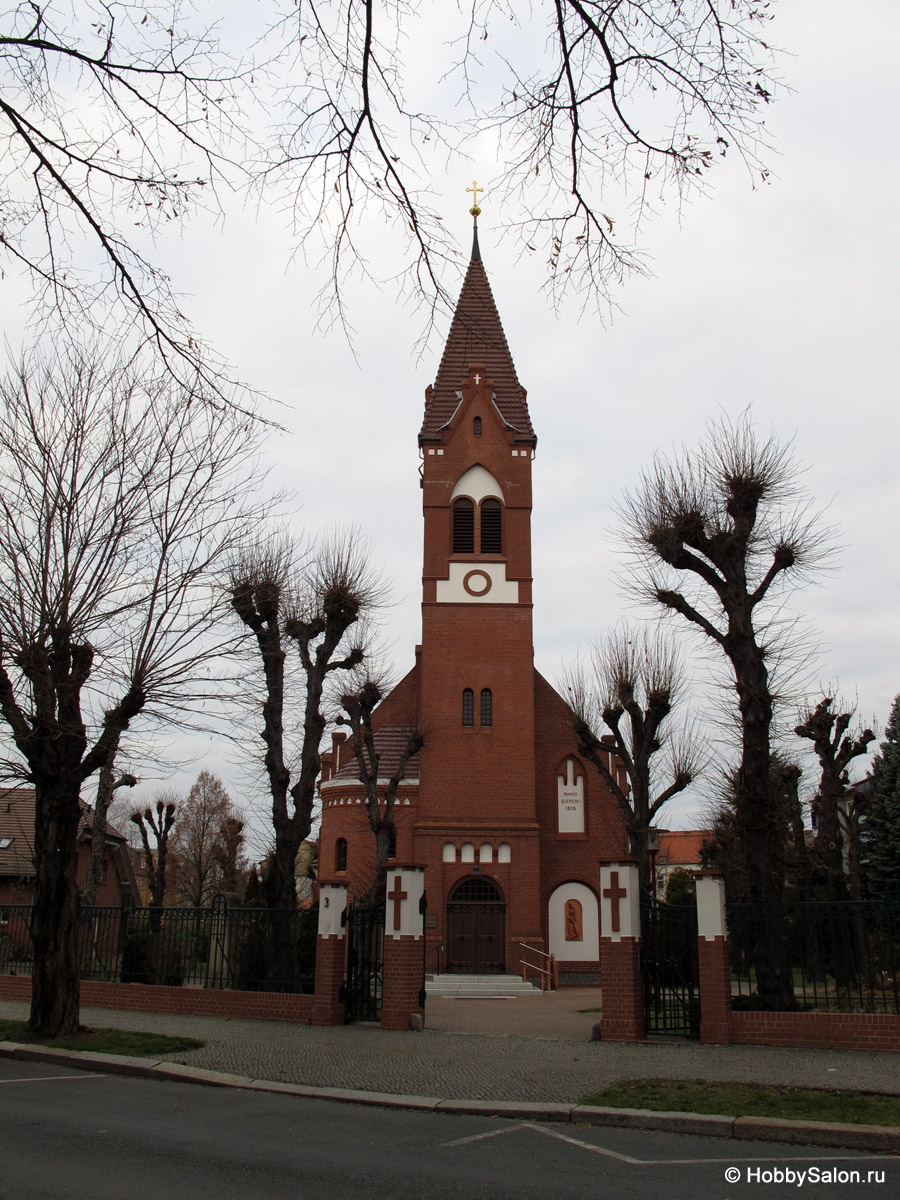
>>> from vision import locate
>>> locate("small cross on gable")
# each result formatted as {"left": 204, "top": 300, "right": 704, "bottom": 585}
{"left": 474, "top": 372, "right": 481, "bottom": 385}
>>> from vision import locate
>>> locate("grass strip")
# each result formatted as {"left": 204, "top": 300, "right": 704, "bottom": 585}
{"left": 0, "top": 1018, "right": 203, "bottom": 1057}
{"left": 580, "top": 1079, "right": 900, "bottom": 1127}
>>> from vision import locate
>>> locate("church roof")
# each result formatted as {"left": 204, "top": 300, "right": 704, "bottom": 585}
{"left": 325, "top": 727, "right": 421, "bottom": 785}
{"left": 419, "top": 225, "right": 535, "bottom": 443}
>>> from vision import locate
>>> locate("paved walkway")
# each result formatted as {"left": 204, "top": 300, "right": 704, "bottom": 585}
{"left": 2, "top": 995, "right": 898, "bottom": 1104}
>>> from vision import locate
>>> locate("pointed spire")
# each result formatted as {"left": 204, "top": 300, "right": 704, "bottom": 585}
{"left": 419, "top": 226, "right": 535, "bottom": 443}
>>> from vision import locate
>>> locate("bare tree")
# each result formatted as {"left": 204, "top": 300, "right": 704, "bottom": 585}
{"left": 337, "top": 672, "right": 424, "bottom": 902}
{"left": 130, "top": 797, "right": 177, "bottom": 922}
{"left": 0, "top": 350, "right": 263, "bottom": 1037}
{"left": 81, "top": 747, "right": 138, "bottom": 906}
{"left": 263, "top": 0, "right": 779, "bottom": 328}
{"left": 0, "top": 2, "right": 256, "bottom": 399}
{"left": 169, "top": 770, "right": 244, "bottom": 907}
{"left": 619, "top": 414, "right": 831, "bottom": 1006}
{"left": 795, "top": 694, "right": 875, "bottom": 902}
{"left": 565, "top": 624, "right": 701, "bottom": 891}
{"left": 3, "top": 5, "right": 780, "bottom": 356}
{"left": 229, "top": 532, "right": 382, "bottom": 910}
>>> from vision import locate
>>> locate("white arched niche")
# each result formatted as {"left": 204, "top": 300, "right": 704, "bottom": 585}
{"left": 548, "top": 882, "right": 599, "bottom": 961}
{"left": 450, "top": 465, "right": 503, "bottom": 505}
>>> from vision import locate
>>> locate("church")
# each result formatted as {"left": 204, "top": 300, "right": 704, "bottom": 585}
{"left": 319, "top": 214, "right": 628, "bottom": 980}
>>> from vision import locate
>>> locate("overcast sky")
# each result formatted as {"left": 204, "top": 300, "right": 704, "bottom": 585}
{"left": 5, "top": 1, "right": 898, "bottom": 833}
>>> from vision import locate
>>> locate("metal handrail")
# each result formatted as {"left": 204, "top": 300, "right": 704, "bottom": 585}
{"left": 517, "top": 942, "right": 558, "bottom": 992}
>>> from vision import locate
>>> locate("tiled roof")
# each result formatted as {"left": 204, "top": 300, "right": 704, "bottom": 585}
{"left": 420, "top": 230, "right": 535, "bottom": 443}
{"left": 656, "top": 829, "right": 712, "bottom": 867}
{"left": 325, "top": 727, "right": 421, "bottom": 785}
{"left": 0, "top": 787, "right": 128, "bottom": 879}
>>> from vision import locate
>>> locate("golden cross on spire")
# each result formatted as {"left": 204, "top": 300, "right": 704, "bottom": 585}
{"left": 466, "top": 180, "right": 483, "bottom": 218}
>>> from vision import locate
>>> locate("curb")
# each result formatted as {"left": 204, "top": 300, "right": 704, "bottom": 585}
{"left": 2, "top": 1041, "right": 898, "bottom": 1154}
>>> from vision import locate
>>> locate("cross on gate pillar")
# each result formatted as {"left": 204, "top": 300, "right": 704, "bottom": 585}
{"left": 381, "top": 865, "right": 426, "bottom": 1031}
{"left": 598, "top": 861, "right": 644, "bottom": 1042}
{"left": 312, "top": 883, "right": 348, "bottom": 1026}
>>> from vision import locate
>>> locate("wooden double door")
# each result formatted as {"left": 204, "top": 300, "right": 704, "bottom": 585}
{"left": 445, "top": 876, "right": 506, "bottom": 974}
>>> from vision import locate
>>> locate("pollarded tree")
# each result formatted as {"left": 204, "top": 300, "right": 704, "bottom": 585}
{"left": 565, "top": 624, "right": 702, "bottom": 891}
{"left": 863, "top": 695, "right": 900, "bottom": 900}
{"left": 0, "top": 351, "right": 262, "bottom": 1037}
{"left": 337, "top": 672, "right": 424, "bottom": 903}
{"left": 620, "top": 414, "right": 831, "bottom": 1006}
{"left": 229, "top": 533, "right": 382, "bottom": 910}
{"left": 131, "top": 798, "right": 177, "bottom": 921}
{"left": 794, "top": 694, "right": 875, "bottom": 901}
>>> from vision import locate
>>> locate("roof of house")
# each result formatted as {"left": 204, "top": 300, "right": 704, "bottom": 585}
{"left": 0, "top": 787, "right": 129, "bottom": 879}
{"left": 419, "top": 226, "right": 535, "bottom": 444}
{"left": 656, "top": 829, "right": 712, "bottom": 867}
{"left": 323, "top": 727, "right": 421, "bottom": 786}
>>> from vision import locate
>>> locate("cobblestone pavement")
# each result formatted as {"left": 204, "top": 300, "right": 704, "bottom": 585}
{"left": 3, "top": 997, "right": 898, "bottom": 1103}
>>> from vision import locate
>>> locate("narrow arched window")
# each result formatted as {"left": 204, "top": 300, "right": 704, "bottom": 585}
{"left": 335, "top": 838, "right": 347, "bottom": 873}
{"left": 473, "top": 416, "right": 482, "bottom": 436}
{"left": 462, "top": 688, "right": 474, "bottom": 727}
{"left": 452, "top": 497, "right": 475, "bottom": 553}
{"left": 481, "top": 688, "right": 493, "bottom": 727}
{"left": 480, "top": 498, "right": 502, "bottom": 554}
{"left": 388, "top": 824, "right": 397, "bottom": 859}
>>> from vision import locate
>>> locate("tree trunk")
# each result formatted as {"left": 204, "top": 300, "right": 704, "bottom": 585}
{"left": 28, "top": 781, "right": 82, "bottom": 1037}
{"left": 733, "top": 642, "right": 794, "bottom": 1009}
{"left": 81, "top": 745, "right": 117, "bottom": 907}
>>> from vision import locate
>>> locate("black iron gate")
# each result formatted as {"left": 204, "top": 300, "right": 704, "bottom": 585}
{"left": 342, "top": 902, "right": 385, "bottom": 1022}
{"left": 640, "top": 892, "right": 700, "bottom": 1038}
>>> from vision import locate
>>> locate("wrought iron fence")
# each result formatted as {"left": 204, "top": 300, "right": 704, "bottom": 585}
{"left": 726, "top": 897, "right": 900, "bottom": 1014}
{"left": 0, "top": 897, "right": 317, "bottom": 994}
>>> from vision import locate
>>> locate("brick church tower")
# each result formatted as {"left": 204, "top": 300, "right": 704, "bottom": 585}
{"left": 320, "top": 221, "right": 626, "bottom": 979}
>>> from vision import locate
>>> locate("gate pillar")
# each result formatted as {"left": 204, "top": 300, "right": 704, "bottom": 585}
{"left": 381, "top": 866, "right": 426, "bottom": 1032}
{"left": 599, "top": 861, "right": 644, "bottom": 1042}
{"left": 311, "top": 883, "right": 348, "bottom": 1026}
{"left": 695, "top": 872, "right": 732, "bottom": 1045}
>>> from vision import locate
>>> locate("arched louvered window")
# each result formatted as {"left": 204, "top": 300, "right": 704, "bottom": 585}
{"left": 480, "top": 498, "right": 502, "bottom": 554}
{"left": 462, "top": 688, "right": 474, "bottom": 727}
{"left": 335, "top": 838, "right": 347, "bottom": 873}
{"left": 452, "top": 497, "right": 475, "bottom": 553}
{"left": 481, "top": 688, "right": 493, "bottom": 727}
{"left": 388, "top": 824, "right": 397, "bottom": 859}
{"left": 473, "top": 416, "right": 482, "bottom": 436}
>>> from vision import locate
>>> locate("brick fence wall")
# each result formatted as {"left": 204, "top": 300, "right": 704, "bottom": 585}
{"left": 729, "top": 1010, "right": 900, "bottom": 1052}
{"left": 0, "top": 974, "right": 314, "bottom": 1024}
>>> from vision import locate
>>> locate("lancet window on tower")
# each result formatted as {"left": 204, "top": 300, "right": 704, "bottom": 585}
{"left": 480, "top": 498, "right": 502, "bottom": 554}
{"left": 481, "top": 688, "right": 493, "bottom": 727}
{"left": 335, "top": 838, "right": 347, "bottom": 873}
{"left": 462, "top": 688, "right": 474, "bottom": 726}
{"left": 452, "top": 498, "right": 475, "bottom": 553}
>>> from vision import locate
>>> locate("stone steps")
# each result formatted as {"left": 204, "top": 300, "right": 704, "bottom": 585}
{"left": 425, "top": 973, "right": 541, "bottom": 998}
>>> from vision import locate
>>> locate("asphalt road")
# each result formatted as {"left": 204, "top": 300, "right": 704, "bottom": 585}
{"left": 2, "top": 1059, "right": 896, "bottom": 1200}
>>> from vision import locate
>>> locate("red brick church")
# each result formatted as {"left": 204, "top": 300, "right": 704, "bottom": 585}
{"left": 319, "top": 221, "right": 627, "bottom": 978}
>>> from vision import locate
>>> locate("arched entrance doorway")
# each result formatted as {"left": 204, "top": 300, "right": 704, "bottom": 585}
{"left": 446, "top": 876, "right": 506, "bottom": 974}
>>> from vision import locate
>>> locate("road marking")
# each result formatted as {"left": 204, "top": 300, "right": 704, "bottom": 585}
{"left": 0, "top": 1073, "right": 107, "bottom": 1084}
{"left": 445, "top": 1122, "right": 892, "bottom": 1166}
